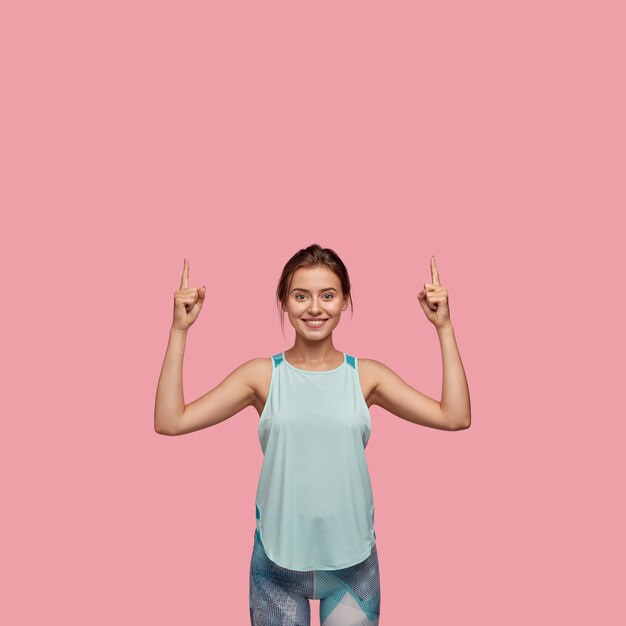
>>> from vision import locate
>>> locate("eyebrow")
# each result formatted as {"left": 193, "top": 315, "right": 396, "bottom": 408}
{"left": 290, "top": 287, "right": 338, "bottom": 294}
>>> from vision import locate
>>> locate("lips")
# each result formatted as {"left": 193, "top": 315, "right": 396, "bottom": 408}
{"left": 302, "top": 318, "right": 329, "bottom": 328}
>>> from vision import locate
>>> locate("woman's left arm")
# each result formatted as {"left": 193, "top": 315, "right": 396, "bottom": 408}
{"left": 416, "top": 256, "right": 471, "bottom": 429}
{"left": 433, "top": 322, "right": 471, "bottom": 429}
{"left": 367, "top": 256, "right": 471, "bottom": 431}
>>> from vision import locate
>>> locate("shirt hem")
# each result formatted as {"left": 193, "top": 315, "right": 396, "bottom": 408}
{"left": 257, "top": 529, "right": 376, "bottom": 571}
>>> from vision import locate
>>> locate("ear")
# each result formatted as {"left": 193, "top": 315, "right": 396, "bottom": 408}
{"left": 342, "top": 295, "right": 350, "bottom": 311}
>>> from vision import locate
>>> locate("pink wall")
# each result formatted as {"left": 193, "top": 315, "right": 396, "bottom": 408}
{"left": 2, "top": 1, "right": 624, "bottom": 624}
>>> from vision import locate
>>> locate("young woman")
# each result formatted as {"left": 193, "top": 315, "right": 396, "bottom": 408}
{"left": 155, "top": 243, "right": 471, "bottom": 626}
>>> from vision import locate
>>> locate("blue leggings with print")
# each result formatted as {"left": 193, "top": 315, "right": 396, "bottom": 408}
{"left": 249, "top": 531, "right": 381, "bottom": 626}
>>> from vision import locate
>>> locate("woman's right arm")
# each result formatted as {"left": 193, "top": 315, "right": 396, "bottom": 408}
{"left": 154, "top": 258, "right": 261, "bottom": 436}
{"left": 153, "top": 325, "right": 261, "bottom": 436}
{"left": 154, "top": 326, "right": 189, "bottom": 435}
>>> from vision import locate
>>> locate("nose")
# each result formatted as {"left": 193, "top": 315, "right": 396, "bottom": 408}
{"left": 307, "top": 298, "right": 324, "bottom": 314}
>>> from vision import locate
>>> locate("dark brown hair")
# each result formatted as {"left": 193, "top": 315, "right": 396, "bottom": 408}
{"left": 276, "top": 243, "right": 354, "bottom": 333}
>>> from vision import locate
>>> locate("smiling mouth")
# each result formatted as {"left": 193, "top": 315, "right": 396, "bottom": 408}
{"left": 302, "top": 318, "right": 329, "bottom": 327}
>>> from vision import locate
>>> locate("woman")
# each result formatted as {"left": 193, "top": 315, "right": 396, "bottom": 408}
{"left": 155, "top": 243, "right": 471, "bottom": 626}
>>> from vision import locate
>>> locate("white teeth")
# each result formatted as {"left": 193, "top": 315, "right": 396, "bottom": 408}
{"left": 304, "top": 319, "right": 326, "bottom": 325}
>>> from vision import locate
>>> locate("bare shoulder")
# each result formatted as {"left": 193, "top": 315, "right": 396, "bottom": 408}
{"left": 245, "top": 356, "right": 272, "bottom": 386}
{"left": 244, "top": 356, "right": 273, "bottom": 415}
{"left": 203, "top": 355, "right": 272, "bottom": 409}
{"left": 230, "top": 356, "right": 271, "bottom": 394}
{"left": 356, "top": 356, "right": 417, "bottom": 397}
{"left": 355, "top": 357, "right": 389, "bottom": 408}
{"left": 356, "top": 357, "right": 392, "bottom": 379}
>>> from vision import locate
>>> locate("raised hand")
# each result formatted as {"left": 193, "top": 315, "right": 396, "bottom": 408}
{"left": 416, "top": 256, "right": 451, "bottom": 328}
{"left": 172, "top": 258, "right": 206, "bottom": 331}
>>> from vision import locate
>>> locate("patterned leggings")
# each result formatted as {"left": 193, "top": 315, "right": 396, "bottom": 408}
{"left": 249, "top": 532, "right": 381, "bottom": 626}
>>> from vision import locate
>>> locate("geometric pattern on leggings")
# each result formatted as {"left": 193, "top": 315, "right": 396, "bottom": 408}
{"left": 249, "top": 531, "right": 380, "bottom": 626}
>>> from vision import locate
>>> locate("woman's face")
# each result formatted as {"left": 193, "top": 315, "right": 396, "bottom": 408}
{"left": 285, "top": 265, "right": 349, "bottom": 339}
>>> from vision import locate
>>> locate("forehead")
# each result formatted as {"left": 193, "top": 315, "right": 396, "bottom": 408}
{"left": 290, "top": 265, "right": 340, "bottom": 287}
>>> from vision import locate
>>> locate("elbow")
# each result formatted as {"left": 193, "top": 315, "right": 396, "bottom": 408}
{"left": 440, "top": 403, "right": 471, "bottom": 431}
{"left": 154, "top": 415, "right": 180, "bottom": 436}
{"left": 456, "top": 416, "right": 471, "bottom": 430}
{"left": 155, "top": 425, "right": 180, "bottom": 436}
{"left": 154, "top": 422, "right": 171, "bottom": 436}
{"left": 448, "top": 416, "right": 471, "bottom": 430}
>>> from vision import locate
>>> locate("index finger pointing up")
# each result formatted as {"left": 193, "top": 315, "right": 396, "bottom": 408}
{"left": 431, "top": 256, "right": 440, "bottom": 286}
{"left": 180, "top": 258, "right": 189, "bottom": 289}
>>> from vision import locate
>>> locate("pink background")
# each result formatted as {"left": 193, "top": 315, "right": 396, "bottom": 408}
{"left": 2, "top": 1, "right": 624, "bottom": 624}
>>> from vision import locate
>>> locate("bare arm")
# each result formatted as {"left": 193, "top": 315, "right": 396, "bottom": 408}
{"left": 153, "top": 326, "right": 263, "bottom": 436}
{"left": 154, "top": 326, "right": 189, "bottom": 435}
{"left": 365, "top": 358, "right": 452, "bottom": 430}
{"left": 364, "top": 325, "right": 470, "bottom": 432}
{"left": 436, "top": 323, "right": 471, "bottom": 429}
{"left": 366, "top": 256, "right": 471, "bottom": 431}
{"left": 154, "top": 258, "right": 259, "bottom": 436}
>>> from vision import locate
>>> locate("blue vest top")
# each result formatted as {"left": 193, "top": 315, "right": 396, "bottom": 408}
{"left": 254, "top": 351, "right": 377, "bottom": 571}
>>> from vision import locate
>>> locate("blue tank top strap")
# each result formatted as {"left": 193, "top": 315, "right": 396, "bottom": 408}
{"left": 273, "top": 351, "right": 354, "bottom": 368}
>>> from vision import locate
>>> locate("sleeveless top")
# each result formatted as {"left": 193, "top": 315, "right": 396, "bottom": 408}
{"left": 254, "top": 351, "right": 377, "bottom": 571}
